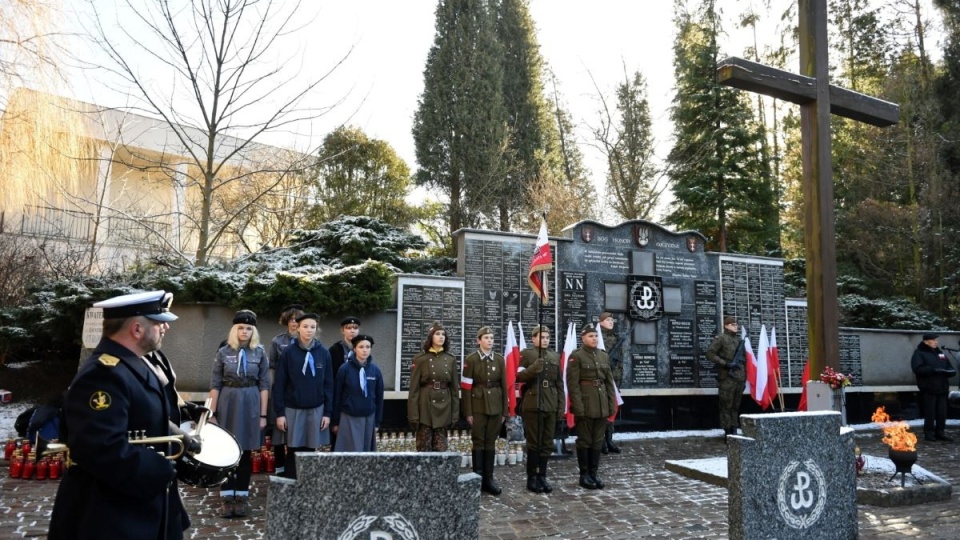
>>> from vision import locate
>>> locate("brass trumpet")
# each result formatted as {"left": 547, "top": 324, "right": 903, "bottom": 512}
{"left": 127, "top": 431, "right": 186, "bottom": 461}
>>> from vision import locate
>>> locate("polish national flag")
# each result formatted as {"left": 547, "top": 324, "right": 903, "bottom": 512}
{"left": 504, "top": 321, "right": 520, "bottom": 415}
{"left": 742, "top": 326, "right": 761, "bottom": 400}
{"left": 751, "top": 325, "right": 770, "bottom": 409}
{"left": 528, "top": 218, "right": 553, "bottom": 303}
{"left": 765, "top": 327, "right": 781, "bottom": 409}
{"left": 560, "top": 322, "right": 577, "bottom": 429}
{"left": 597, "top": 321, "right": 623, "bottom": 421}
{"left": 514, "top": 323, "right": 528, "bottom": 411}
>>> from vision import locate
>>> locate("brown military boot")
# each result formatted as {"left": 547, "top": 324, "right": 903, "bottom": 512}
{"left": 218, "top": 495, "right": 235, "bottom": 518}
{"left": 233, "top": 495, "right": 249, "bottom": 518}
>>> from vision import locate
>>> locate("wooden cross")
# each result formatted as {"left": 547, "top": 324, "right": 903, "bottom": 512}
{"left": 716, "top": 0, "right": 899, "bottom": 381}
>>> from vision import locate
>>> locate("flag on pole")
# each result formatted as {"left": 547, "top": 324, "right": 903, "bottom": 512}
{"left": 742, "top": 326, "right": 757, "bottom": 396}
{"left": 765, "top": 327, "right": 781, "bottom": 409}
{"left": 504, "top": 321, "right": 520, "bottom": 415}
{"left": 527, "top": 218, "right": 553, "bottom": 303}
{"left": 560, "top": 321, "right": 577, "bottom": 429}
{"left": 515, "top": 323, "right": 528, "bottom": 409}
{"left": 460, "top": 336, "right": 473, "bottom": 390}
{"left": 751, "top": 325, "right": 770, "bottom": 409}
{"left": 597, "top": 321, "right": 623, "bottom": 421}
{"left": 798, "top": 358, "right": 812, "bottom": 411}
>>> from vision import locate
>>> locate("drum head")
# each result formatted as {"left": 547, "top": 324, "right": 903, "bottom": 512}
{"left": 188, "top": 422, "right": 242, "bottom": 467}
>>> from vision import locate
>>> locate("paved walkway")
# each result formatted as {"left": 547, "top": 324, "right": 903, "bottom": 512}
{"left": 2, "top": 429, "right": 959, "bottom": 539}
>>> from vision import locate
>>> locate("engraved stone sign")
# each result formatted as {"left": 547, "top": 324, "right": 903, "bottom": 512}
{"left": 266, "top": 452, "right": 480, "bottom": 540}
{"left": 728, "top": 411, "right": 856, "bottom": 539}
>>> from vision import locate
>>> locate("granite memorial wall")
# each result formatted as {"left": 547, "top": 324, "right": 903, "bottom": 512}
{"left": 389, "top": 220, "right": 863, "bottom": 392}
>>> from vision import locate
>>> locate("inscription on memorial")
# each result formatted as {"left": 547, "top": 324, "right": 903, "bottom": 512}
{"left": 784, "top": 299, "right": 862, "bottom": 388}
{"left": 695, "top": 280, "right": 720, "bottom": 388}
{"left": 656, "top": 253, "right": 699, "bottom": 279}
{"left": 396, "top": 279, "right": 464, "bottom": 391}
{"left": 631, "top": 353, "right": 658, "bottom": 386}
{"left": 669, "top": 352, "right": 696, "bottom": 386}
{"left": 668, "top": 319, "right": 694, "bottom": 350}
{"left": 560, "top": 271, "right": 588, "bottom": 335}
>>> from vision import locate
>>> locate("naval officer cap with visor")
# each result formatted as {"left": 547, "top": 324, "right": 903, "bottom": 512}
{"left": 94, "top": 290, "right": 178, "bottom": 322}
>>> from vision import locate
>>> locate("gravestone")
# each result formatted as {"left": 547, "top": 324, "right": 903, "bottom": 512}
{"left": 729, "top": 411, "right": 856, "bottom": 539}
{"left": 266, "top": 452, "right": 480, "bottom": 540}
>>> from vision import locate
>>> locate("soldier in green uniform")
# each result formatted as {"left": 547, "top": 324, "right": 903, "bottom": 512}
{"left": 461, "top": 326, "right": 507, "bottom": 496}
{"left": 706, "top": 315, "right": 746, "bottom": 437}
{"left": 598, "top": 312, "right": 623, "bottom": 454}
{"left": 408, "top": 322, "right": 460, "bottom": 452}
{"left": 517, "top": 325, "right": 564, "bottom": 494}
{"left": 567, "top": 324, "right": 616, "bottom": 490}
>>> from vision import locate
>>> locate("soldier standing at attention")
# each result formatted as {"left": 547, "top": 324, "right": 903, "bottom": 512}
{"left": 598, "top": 312, "right": 623, "bottom": 454}
{"left": 461, "top": 326, "right": 507, "bottom": 496}
{"left": 567, "top": 324, "right": 616, "bottom": 490}
{"left": 706, "top": 315, "right": 746, "bottom": 437}
{"left": 517, "top": 325, "right": 564, "bottom": 494}
{"left": 408, "top": 322, "right": 460, "bottom": 452}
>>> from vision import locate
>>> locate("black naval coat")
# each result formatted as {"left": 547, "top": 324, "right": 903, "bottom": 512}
{"left": 48, "top": 338, "right": 189, "bottom": 540}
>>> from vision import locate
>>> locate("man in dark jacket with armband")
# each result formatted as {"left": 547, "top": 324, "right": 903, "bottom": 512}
{"left": 706, "top": 315, "right": 746, "bottom": 438}
{"left": 911, "top": 333, "right": 957, "bottom": 442}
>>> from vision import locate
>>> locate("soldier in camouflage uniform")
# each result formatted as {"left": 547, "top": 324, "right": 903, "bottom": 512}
{"left": 706, "top": 315, "right": 745, "bottom": 437}
{"left": 461, "top": 326, "right": 507, "bottom": 496}
{"left": 567, "top": 324, "right": 617, "bottom": 490}
{"left": 408, "top": 322, "right": 460, "bottom": 452}
{"left": 517, "top": 325, "right": 564, "bottom": 494}
{"left": 598, "top": 312, "right": 623, "bottom": 454}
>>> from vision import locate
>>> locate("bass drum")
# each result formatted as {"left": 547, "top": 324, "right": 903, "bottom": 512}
{"left": 176, "top": 422, "right": 241, "bottom": 487}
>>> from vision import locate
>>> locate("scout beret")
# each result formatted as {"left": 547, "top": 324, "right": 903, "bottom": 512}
{"left": 351, "top": 334, "right": 375, "bottom": 346}
{"left": 340, "top": 316, "right": 361, "bottom": 327}
{"left": 233, "top": 310, "right": 257, "bottom": 326}
{"left": 296, "top": 312, "right": 319, "bottom": 323}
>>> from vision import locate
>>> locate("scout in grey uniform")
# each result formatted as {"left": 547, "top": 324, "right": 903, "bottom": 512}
{"left": 705, "top": 315, "right": 745, "bottom": 437}
{"left": 266, "top": 303, "right": 303, "bottom": 475}
{"left": 461, "top": 326, "right": 508, "bottom": 496}
{"left": 517, "top": 325, "right": 564, "bottom": 494}
{"left": 566, "top": 324, "right": 616, "bottom": 490}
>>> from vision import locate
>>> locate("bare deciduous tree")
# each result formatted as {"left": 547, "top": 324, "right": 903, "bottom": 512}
{"left": 84, "top": 0, "right": 346, "bottom": 265}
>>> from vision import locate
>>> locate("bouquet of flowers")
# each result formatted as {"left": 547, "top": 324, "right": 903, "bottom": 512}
{"left": 820, "top": 366, "right": 854, "bottom": 389}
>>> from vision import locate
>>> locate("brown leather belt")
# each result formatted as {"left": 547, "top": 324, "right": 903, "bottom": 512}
{"left": 222, "top": 380, "right": 257, "bottom": 388}
{"left": 424, "top": 380, "right": 449, "bottom": 390}
{"left": 579, "top": 379, "right": 603, "bottom": 387}
{"left": 484, "top": 380, "right": 502, "bottom": 388}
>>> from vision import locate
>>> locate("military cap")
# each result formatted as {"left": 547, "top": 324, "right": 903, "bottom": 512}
{"left": 599, "top": 312, "right": 614, "bottom": 322}
{"left": 476, "top": 326, "right": 495, "bottom": 338}
{"left": 580, "top": 324, "right": 597, "bottom": 336}
{"left": 340, "top": 316, "right": 361, "bottom": 327}
{"left": 723, "top": 315, "right": 737, "bottom": 326}
{"left": 94, "top": 290, "right": 177, "bottom": 322}
{"left": 233, "top": 310, "right": 257, "bottom": 326}
{"left": 531, "top": 325, "right": 549, "bottom": 336}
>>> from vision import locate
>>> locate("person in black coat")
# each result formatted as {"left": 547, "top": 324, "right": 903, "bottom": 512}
{"left": 911, "top": 333, "right": 958, "bottom": 443}
{"left": 48, "top": 291, "right": 199, "bottom": 540}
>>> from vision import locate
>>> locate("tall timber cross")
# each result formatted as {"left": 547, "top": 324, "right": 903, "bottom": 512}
{"left": 716, "top": 0, "right": 899, "bottom": 380}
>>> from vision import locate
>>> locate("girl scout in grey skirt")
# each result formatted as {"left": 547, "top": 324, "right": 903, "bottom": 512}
{"left": 273, "top": 313, "right": 334, "bottom": 479}
{"left": 331, "top": 334, "right": 384, "bottom": 451}
{"left": 208, "top": 310, "right": 270, "bottom": 518}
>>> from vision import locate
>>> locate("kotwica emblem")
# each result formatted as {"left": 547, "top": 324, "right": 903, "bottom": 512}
{"left": 628, "top": 276, "right": 663, "bottom": 321}
{"left": 338, "top": 514, "right": 420, "bottom": 540}
{"left": 776, "top": 459, "right": 827, "bottom": 529}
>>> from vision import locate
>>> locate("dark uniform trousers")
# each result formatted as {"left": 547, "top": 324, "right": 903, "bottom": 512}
{"left": 520, "top": 408, "right": 558, "bottom": 458}
{"left": 471, "top": 414, "right": 501, "bottom": 451}
{"left": 575, "top": 417, "right": 608, "bottom": 450}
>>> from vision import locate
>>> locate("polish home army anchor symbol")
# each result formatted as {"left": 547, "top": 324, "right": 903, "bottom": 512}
{"left": 629, "top": 275, "right": 663, "bottom": 321}
{"left": 776, "top": 460, "right": 827, "bottom": 529}
{"left": 717, "top": 0, "right": 899, "bottom": 379}
{"left": 337, "top": 514, "right": 420, "bottom": 540}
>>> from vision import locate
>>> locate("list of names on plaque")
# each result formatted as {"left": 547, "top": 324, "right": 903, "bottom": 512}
{"left": 631, "top": 353, "right": 658, "bottom": 386}
{"left": 462, "top": 237, "right": 555, "bottom": 353}
{"left": 668, "top": 319, "right": 694, "bottom": 350}
{"left": 784, "top": 301, "right": 863, "bottom": 388}
{"left": 839, "top": 335, "right": 862, "bottom": 387}
{"left": 560, "top": 271, "right": 587, "bottom": 336}
{"left": 695, "top": 280, "right": 720, "bottom": 388}
{"left": 669, "top": 352, "right": 697, "bottom": 386}
{"left": 397, "top": 282, "right": 463, "bottom": 391}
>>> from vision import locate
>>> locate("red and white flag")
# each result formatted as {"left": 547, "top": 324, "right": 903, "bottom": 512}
{"left": 742, "top": 326, "right": 759, "bottom": 399}
{"left": 514, "top": 323, "right": 528, "bottom": 409}
{"left": 797, "top": 358, "right": 812, "bottom": 411}
{"left": 751, "top": 325, "right": 770, "bottom": 409}
{"left": 528, "top": 218, "right": 553, "bottom": 303}
{"left": 597, "top": 321, "right": 623, "bottom": 421}
{"left": 504, "top": 321, "right": 520, "bottom": 415}
{"left": 460, "top": 354, "right": 473, "bottom": 391}
{"left": 765, "top": 327, "right": 780, "bottom": 409}
{"left": 560, "top": 321, "right": 577, "bottom": 429}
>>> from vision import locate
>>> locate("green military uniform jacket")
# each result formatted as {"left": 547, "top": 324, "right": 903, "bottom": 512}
{"left": 705, "top": 329, "right": 746, "bottom": 382}
{"left": 461, "top": 350, "right": 508, "bottom": 418}
{"left": 601, "top": 327, "right": 625, "bottom": 386}
{"left": 517, "top": 347, "right": 564, "bottom": 414}
{"left": 566, "top": 346, "right": 616, "bottom": 419}
{"left": 408, "top": 348, "right": 460, "bottom": 428}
